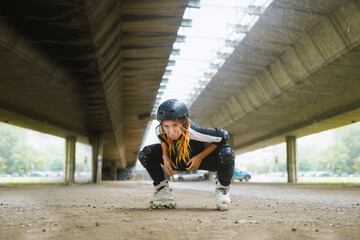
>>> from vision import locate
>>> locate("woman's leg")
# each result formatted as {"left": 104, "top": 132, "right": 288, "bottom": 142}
{"left": 198, "top": 143, "right": 235, "bottom": 186}
{"left": 138, "top": 144, "right": 177, "bottom": 208}
{"left": 138, "top": 144, "right": 166, "bottom": 186}
{"left": 216, "top": 144, "right": 235, "bottom": 186}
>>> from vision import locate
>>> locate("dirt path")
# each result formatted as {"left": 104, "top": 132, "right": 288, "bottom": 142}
{"left": 0, "top": 181, "right": 359, "bottom": 240}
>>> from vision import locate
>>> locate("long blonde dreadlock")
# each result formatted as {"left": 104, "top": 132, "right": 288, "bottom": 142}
{"left": 160, "top": 117, "right": 192, "bottom": 166}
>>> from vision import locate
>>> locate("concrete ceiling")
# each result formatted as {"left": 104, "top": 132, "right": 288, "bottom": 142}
{"left": 0, "top": 0, "right": 188, "bottom": 169}
{"left": 189, "top": 0, "right": 360, "bottom": 154}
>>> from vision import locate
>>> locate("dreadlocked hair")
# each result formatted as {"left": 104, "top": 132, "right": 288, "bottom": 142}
{"left": 160, "top": 116, "right": 192, "bottom": 166}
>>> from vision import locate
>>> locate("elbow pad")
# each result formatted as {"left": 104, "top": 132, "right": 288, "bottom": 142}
{"left": 215, "top": 128, "right": 229, "bottom": 146}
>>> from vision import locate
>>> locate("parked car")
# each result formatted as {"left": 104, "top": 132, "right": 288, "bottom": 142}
{"left": 315, "top": 171, "right": 331, "bottom": 177}
{"left": 233, "top": 169, "right": 251, "bottom": 182}
{"left": 349, "top": 173, "right": 360, "bottom": 177}
{"left": 173, "top": 170, "right": 207, "bottom": 181}
{"left": 11, "top": 172, "right": 21, "bottom": 177}
{"left": 29, "top": 171, "right": 47, "bottom": 177}
{"left": 0, "top": 173, "right": 11, "bottom": 177}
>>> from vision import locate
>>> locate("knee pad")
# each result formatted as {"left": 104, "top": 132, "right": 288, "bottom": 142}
{"left": 218, "top": 146, "right": 235, "bottom": 166}
{"left": 138, "top": 146, "right": 152, "bottom": 167}
{"left": 217, "top": 146, "right": 235, "bottom": 185}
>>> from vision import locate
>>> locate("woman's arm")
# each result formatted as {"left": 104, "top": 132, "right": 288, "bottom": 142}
{"left": 189, "top": 123, "right": 229, "bottom": 146}
{"left": 186, "top": 143, "right": 218, "bottom": 171}
{"left": 161, "top": 142, "right": 177, "bottom": 177}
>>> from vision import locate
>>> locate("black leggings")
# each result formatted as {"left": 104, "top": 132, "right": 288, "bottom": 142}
{"left": 138, "top": 140, "right": 235, "bottom": 186}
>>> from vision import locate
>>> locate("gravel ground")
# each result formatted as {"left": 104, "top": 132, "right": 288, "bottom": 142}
{"left": 0, "top": 181, "right": 359, "bottom": 240}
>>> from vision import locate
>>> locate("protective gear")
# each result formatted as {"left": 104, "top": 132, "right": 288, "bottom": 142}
{"left": 216, "top": 128, "right": 229, "bottom": 146}
{"left": 186, "top": 124, "right": 228, "bottom": 146}
{"left": 220, "top": 129, "right": 229, "bottom": 144}
{"left": 217, "top": 145, "right": 235, "bottom": 186}
{"left": 149, "top": 180, "right": 176, "bottom": 209}
{"left": 138, "top": 146, "right": 152, "bottom": 168}
{"left": 215, "top": 181, "right": 231, "bottom": 211}
{"left": 157, "top": 99, "right": 189, "bottom": 121}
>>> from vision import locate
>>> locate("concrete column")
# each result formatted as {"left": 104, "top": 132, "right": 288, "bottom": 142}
{"left": 208, "top": 171, "right": 214, "bottom": 182}
{"left": 90, "top": 132, "right": 104, "bottom": 183}
{"left": 111, "top": 161, "right": 117, "bottom": 180}
{"left": 65, "top": 136, "right": 76, "bottom": 185}
{"left": 286, "top": 136, "right": 297, "bottom": 183}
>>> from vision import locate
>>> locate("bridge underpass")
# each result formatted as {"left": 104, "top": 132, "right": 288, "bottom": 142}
{"left": 189, "top": 0, "right": 360, "bottom": 182}
{"left": 1, "top": 1, "right": 360, "bottom": 239}
{"left": 0, "top": 0, "right": 359, "bottom": 184}
{"left": 0, "top": 0, "right": 189, "bottom": 182}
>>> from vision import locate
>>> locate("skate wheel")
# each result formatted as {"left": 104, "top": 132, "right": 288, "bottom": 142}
{"left": 163, "top": 203, "right": 175, "bottom": 209}
{"left": 149, "top": 202, "right": 157, "bottom": 209}
{"left": 219, "top": 203, "right": 227, "bottom": 211}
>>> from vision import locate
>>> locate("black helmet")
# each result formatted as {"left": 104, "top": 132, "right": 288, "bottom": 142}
{"left": 157, "top": 99, "right": 189, "bottom": 121}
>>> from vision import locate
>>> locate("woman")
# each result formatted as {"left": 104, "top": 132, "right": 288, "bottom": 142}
{"left": 138, "top": 99, "right": 235, "bottom": 210}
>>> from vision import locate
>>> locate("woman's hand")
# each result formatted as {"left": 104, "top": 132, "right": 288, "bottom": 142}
{"left": 186, "top": 155, "right": 202, "bottom": 171}
{"left": 186, "top": 143, "right": 217, "bottom": 171}
{"left": 163, "top": 155, "right": 177, "bottom": 177}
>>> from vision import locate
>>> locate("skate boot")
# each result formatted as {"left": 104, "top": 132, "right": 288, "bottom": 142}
{"left": 215, "top": 181, "right": 231, "bottom": 211}
{"left": 149, "top": 180, "right": 176, "bottom": 209}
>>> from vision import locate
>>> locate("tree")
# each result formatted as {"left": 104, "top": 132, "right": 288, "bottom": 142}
{"left": 313, "top": 122, "right": 360, "bottom": 173}
{"left": 334, "top": 123, "right": 360, "bottom": 173}
{"left": 0, "top": 123, "right": 49, "bottom": 174}
{"left": 49, "top": 157, "right": 64, "bottom": 171}
{"left": 298, "top": 157, "right": 312, "bottom": 171}
{"left": 0, "top": 123, "right": 27, "bottom": 173}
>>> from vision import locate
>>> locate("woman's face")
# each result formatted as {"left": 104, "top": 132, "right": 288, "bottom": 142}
{"left": 162, "top": 120, "right": 182, "bottom": 140}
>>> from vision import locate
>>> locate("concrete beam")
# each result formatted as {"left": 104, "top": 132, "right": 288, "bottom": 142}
{"left": 65, "top": 136, "right": 76, "bottom": 185}
{"left": 330, "top": 1, "right": 360, "bottom": 49}
{"left": 250, "top": 77, "right": 271, "bottom": 104}
{"left": 228, "top": 96, "right": 246, "bottom": 120}
{"left": 295, "top": 35, "right": 326, "bottom": 75}
{"left": 0, "top": 20, "right": 73, "bottom": 86}
{"left": 234, "top": 106, "right": 360, "bottom": 155}
{"left": 310, "top": 18, "right": 346, "bottom": 62}
{"left": 0, "top": 107, "right": 88, "bottom": 144}
{"left": 280, "top": 47, "right": 309, "bottom": 83}
{"left": 226, "top": 2, "right": 357, "bottom": 130}
{"left": 268, "top": 59, "right": 294, "bottom": 90}
{"left": 258, "top": 69, "right": 282, "bottom": 97}
{"left": 86, "top": 0, "right": 127, "bottom": 170}
{"left": 0, "top": 20, "right": 90, "bottom": 143}
{"left": 207, "top": 0, "right": 360, "bottom": 153}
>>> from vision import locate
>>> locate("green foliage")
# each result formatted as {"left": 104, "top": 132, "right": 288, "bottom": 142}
{"left": 311, "top": 122, "right": 360, "bottom": 173}
{"left": 239, "top": 122, "right": 360, "bottom": 175}
{"left": 336, "top": 123, "right": 360, "bottom": 172}
{"left": 0, "top": 123, "right": 93, "bottom": 176}
{"left": 0, "top": 123, "right": 65, "bottom": 174}
{"left": 0, "top": 123, "right": 31, "bottom": 173}
{"left": 298, "top": 157, "right": 312, "bottom": 171}
{"left": 49, "top": 157, "right": 64, "bottom": 171}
